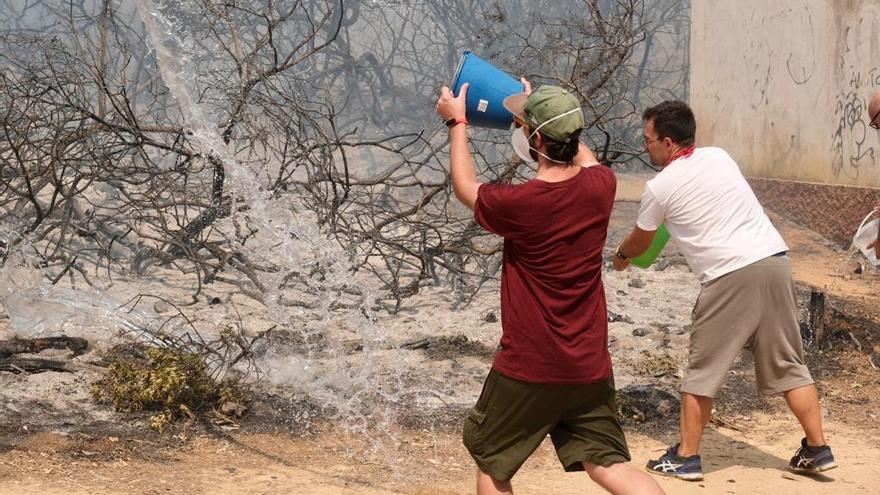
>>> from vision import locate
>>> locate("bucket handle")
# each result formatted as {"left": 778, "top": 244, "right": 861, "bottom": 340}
{"left": 852, "top": 207, "right": 880, "bottom": 250}
{"left": 450, "top": 50, "right": 470, "bottom": 94}
{"left": 855, "top": 207, "right": 879, "bottom": 235}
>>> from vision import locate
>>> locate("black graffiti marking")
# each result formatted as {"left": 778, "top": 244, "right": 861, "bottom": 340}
{"left": 867, "top": 67, "right": 880, "bottom": 87}
{"left": 830, "top": 90, "right": 876, "bottom": 180}
{"left": 786, "top": 11, "right": 815, "bottom": 85}
{"left": 752, "top": 54, "right": 773, "bottom": 109}
{"left": 787, "top": 53, "right": 814, "bottom": 85}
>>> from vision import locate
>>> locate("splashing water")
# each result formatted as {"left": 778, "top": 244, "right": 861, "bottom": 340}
{"left": 129, "top": 0, "right": 403, "bottom": 428}
{"left": 0, "top": 0, "right": 426, "bottom": 447}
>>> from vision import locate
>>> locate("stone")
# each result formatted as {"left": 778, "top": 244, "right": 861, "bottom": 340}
{"left": 632, "top": 327, "right": 652, "bottom": 337}
{"left": 484, "top": 311, "right": 497, "bottom": 323}
{"left": 656, "top": 399, "right": 675, "bottom": 415}
{"left": 655, "top": 254, "right": 690, "bottom": 271}
{"left": 608, "top": 310, "right": 634, "bottom": 324}
{"left": 628, "top": 278, "right": 646, "bottom": 289}
{"left": 343, "top": 339, "right": 363, "bottom": 353}
{"left": 153, "top": 300, "right": 171, "bottom": 314}
{"left": 219, "top": 400, "right": 248, "bottom": 418}
{"left": 617, "top": 385, "right": 680, "bottom": 423}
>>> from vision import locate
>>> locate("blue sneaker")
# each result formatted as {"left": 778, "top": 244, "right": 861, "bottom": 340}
{"left": 788, "top": 438, "right": 837, "bottom": 473}
{"left": 646, "top": 443, "right": 703, "bottom": 481}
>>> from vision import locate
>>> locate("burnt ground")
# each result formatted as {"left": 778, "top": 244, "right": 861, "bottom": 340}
{"left": 0, "top": 191, "right": 877, "bottom": 481}
{"left": 0, "top": 307, "right": 875, "bottom": 485}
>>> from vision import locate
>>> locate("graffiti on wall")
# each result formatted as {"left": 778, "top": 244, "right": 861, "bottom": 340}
{"left": 830, "top": 68, "right": 879, "bottom": 179}
{"left": 785, "top": 8, "right": 815, "bottom": 86}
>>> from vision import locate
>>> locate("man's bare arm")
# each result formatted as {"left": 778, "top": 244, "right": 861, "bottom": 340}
{"left": 612, "top": 226, "right": 657, "bottom": 271}
{"left": 436, "top": 83, "right": 480, "bottom": 210}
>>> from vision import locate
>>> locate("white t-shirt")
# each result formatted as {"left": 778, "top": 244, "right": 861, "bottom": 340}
{"left": 637, "top": 147, "right": 788, "bottom": 283}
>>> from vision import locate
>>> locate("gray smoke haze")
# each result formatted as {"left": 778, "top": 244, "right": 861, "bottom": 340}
{"left": 0, "top": 0, "right": 689, "bottom": 166}
{"left": 0, "top": 0, "right": 690, "bottom": 439}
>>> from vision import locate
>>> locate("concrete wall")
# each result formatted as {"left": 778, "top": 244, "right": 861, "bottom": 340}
{"left": 691, "top": 0, "right": 880, "bottom": 188}
{"left": 691, "top": 1, "right": 880, "bottom": 246}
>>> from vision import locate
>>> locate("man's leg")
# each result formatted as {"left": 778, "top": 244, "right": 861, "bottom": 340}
{"left": 750, "top": 257, "right": 836, "bottom": 472}
{"left": 783, "top": 383, "right": 837, "bottom": 472}
{"left": 678, "top": 393, "right": 713, "bottom": 456}
{"left": 645, "top": 392, "right": 711, "bottom": 480}
{"left": 464, "top": 371, "right": 562, "bottom": 493}
{"left": 584, "top": 462, "right": 665, "bottom": 495}
{"left": 476, "top": 468, "right": 513, "bottom": 495}
{"left": 783, "top": 383, "right": 826, "bottom": 447}
{"left": 675, "top": 264, "right": 760, "bottom": 458}
{"left": 749, "top": 256, "right": 821, "bottom": 449}
{"left": 552, "top": 379, "right": 662, "bottom": 490}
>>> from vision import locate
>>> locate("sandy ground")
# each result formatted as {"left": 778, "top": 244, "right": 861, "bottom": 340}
{"left": 0, "top": 173, "right": 878, "bottom": 494}
{"left": 0, "top": 415, "right": 876, "bottom": 494}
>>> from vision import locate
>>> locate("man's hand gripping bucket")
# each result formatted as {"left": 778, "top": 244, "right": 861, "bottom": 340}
{"left": 852, "top": 208, "right": 880, "bottom": 266}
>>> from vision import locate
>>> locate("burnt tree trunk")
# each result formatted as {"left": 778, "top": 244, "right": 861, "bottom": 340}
{"left": 0, "top": 336, "right": 88, "bottom": 373}
{"left": 0, "top": 336, "right": 89, "bottom": 358}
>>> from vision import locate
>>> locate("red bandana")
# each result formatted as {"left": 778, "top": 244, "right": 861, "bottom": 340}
{"left": 663, "top": 146, "right": 696, "bottom": 168}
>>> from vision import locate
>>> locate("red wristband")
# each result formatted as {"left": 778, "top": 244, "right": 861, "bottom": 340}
{"left": 445, "top": 117, "right": 468, "bottom": 128}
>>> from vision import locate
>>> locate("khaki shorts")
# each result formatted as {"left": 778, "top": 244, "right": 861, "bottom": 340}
{"left": 682, "top": 255, "right": 814, "bottom": 398}
{"left": 462, "top": 369, "right": 630, "bottom": 482}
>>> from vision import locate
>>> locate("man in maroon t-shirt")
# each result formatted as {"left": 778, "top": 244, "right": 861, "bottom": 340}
{"left": 436, "top": 82, "right": 664, "bottom": 495}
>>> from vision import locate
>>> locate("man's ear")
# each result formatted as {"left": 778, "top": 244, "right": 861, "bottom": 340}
{"left": 532, "top": 132, "right": 544, "bottom": 149}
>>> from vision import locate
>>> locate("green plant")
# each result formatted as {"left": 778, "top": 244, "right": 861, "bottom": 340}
{"left": 634, "top": 353, "right": 679, "bottom": 377}
{"left": 91, "top": 346, "right": 245, "bottom": 432}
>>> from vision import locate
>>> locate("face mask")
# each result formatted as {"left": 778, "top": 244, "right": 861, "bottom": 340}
{"left": 511, "top": 127, "right": 537, "bottom": 163}
{"left": 509, "top": 107, "right": 583, "bottom": 164}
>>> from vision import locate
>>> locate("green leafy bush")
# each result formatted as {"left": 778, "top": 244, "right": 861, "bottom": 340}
{"left": 91, "top": 346, "right": 245, "bottom": 431}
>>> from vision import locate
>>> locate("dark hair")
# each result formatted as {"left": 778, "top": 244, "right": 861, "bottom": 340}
{"left": 643, "top": 100, "right": 695, "bottom": 146}
{"left": 537, "top": 128, "right": 583, "bottom": 164}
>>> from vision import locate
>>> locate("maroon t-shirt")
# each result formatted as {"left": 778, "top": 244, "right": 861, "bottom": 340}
{"left": 474, "top": 166, "right": 615, "bottom": 384}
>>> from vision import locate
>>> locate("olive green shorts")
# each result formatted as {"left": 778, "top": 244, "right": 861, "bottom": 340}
{"left": 462, "top": 369, "right": 631, "bottom": 482}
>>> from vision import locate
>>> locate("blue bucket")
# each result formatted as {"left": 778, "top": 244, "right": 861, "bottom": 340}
{"left": 451, "top": 51, "right": 524, "bottom": 129}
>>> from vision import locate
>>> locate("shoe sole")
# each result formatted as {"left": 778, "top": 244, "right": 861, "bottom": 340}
{"left": 788, "top": 461, "right": 838, "bottom": 474}
{"left": 646, "top": 467, "right": 704, "bottom": 481}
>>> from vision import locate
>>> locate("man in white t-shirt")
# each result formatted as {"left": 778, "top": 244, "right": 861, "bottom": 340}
{"left": 613, "top": 101, "right": 836, "bottom": 481}
{"left": 868, "top": 90, "right": 880, "bottom": 258}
